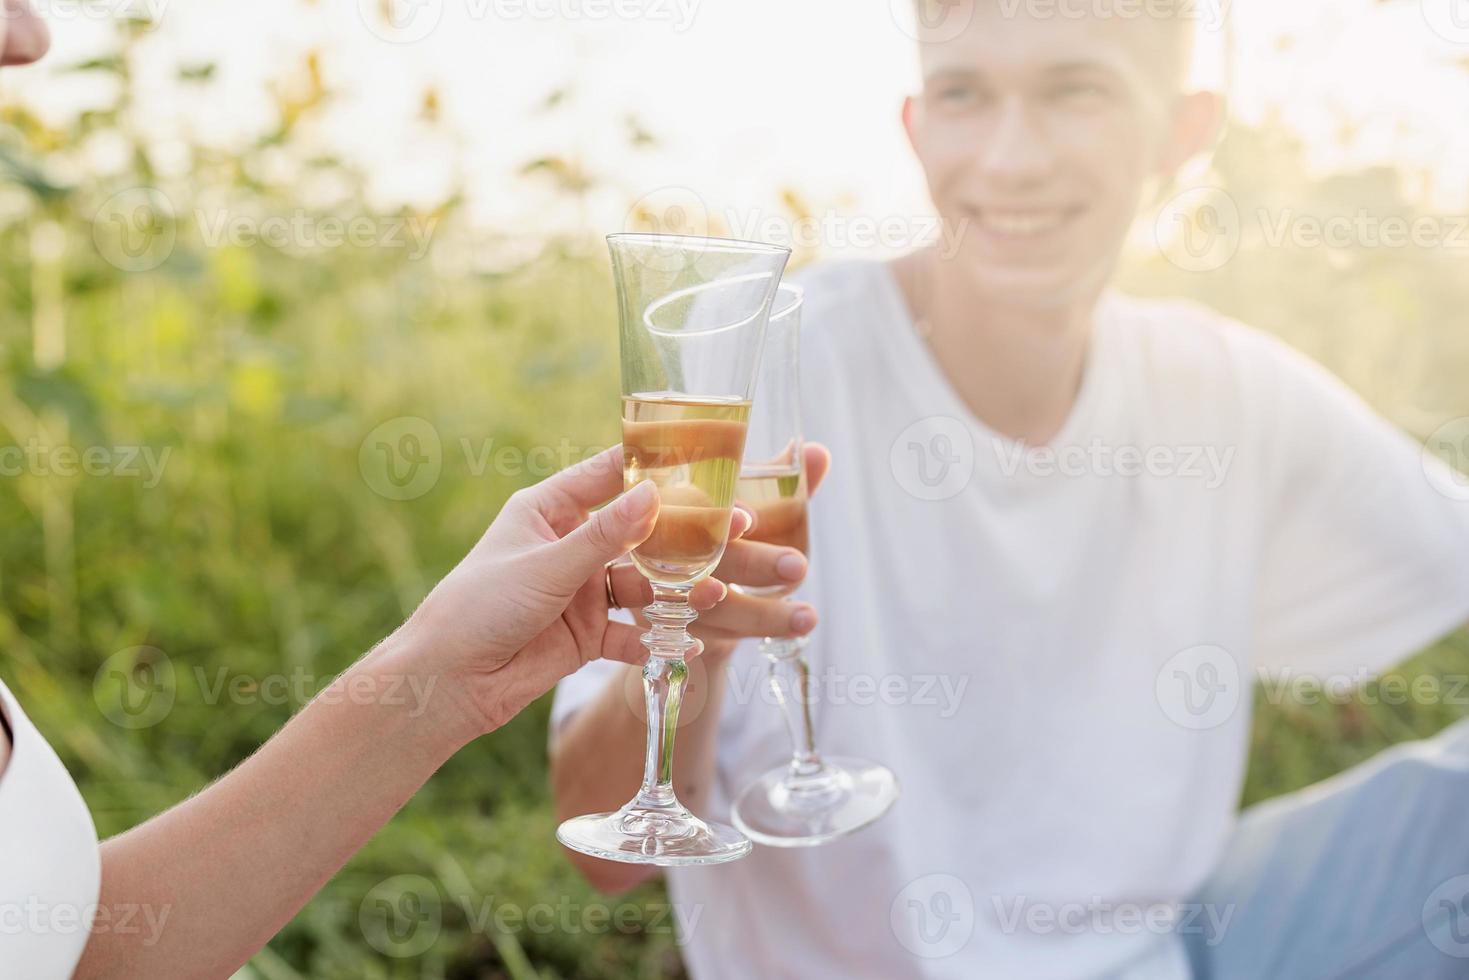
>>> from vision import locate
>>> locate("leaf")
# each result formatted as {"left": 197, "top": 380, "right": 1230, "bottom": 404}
{"left": 519, "top": 156, "right": 593, "bottom": 194}
{"left": 625, "top": 114, "right": 657, "bottom": 148}
{"left": 13, "top": 369, "right": 106, "bottom": 445}
{"left": 62, "top": 56, "right": 128, "bottom": 75}
{"left": 0, "top": 145, "right": 69, "bottom": 200}
{"left": 178, "top": 63, "right": 218, "bottom": 83}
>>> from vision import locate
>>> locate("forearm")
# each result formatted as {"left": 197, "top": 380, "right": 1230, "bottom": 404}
{"left": 550, "top": 654, "right": 730, "bottom": 893}
{"left": 75, "top": 636, "right": 474, "bottom": 980}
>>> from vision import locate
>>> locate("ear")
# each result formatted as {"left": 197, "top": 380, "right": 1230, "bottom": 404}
{"left": 1155, "top": 90, "right": 1223, "bottom": 181}
{"left": 901, "top": 95, "right": 921, "bottom": 156}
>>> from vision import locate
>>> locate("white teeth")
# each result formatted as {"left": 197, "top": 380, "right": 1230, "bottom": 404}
{"left": 981, "top": 210, "right": 1068, "bottom": 236}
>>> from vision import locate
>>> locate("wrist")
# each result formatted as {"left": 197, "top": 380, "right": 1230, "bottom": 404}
{"left": 357, "top": 629, "right": 485, "bottom": 757}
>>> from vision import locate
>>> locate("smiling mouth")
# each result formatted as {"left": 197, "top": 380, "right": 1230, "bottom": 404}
{"left": 966, "top": 205, "right": 1086, "bottom": 239}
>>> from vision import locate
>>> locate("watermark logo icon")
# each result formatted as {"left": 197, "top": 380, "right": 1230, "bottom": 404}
{"left": 93, "top": 188, "right": 177, "bottom": 273}
{"left": 891, "top": 873, "right": 975, "bottom": 959}
{"left": 625, "top": 185, "right": 711, "bottom": 239}
{"left": 891, "top": 0, "right": 975, "bottom": 44}
{"left": 360, "top": 874, "right": 443, "bottom": 958}
{"left": 1156, "top": 644, "right": 1241, "bottom": 730}
{"left": 891, "top": 416, "right": 974, "bottom": 501}
{"left": 358, "top": 0, "right": 444, "bottom": 44}
{"left": 1156, "top": 187, "right": 1241, "bottom": 273}
{"left": 621, "top": 185, "right": 716, "bottom": 275}
{"left": 1423, "top": 417, "right": 1469, "bottom": 502}
{"left": 359, "top": 417, "right": 443, "bottom": 501}
{"left": 1422, "top": 0, "right": 1469, "bottom": 44}
{"left": 1423, "top": 875, "right": 1469, "bottom": 957}
{"left": 93, "top": 646, "right": 176, "bottom": 729}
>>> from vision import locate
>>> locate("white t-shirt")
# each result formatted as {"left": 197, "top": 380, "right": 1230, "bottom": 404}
{"left": 552, "top": 260, "right": 1469, "bottom": 980}
{"left": 0, "top": 678, "right": 103, "bottom": 979}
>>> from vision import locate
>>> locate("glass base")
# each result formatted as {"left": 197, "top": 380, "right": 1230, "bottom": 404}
{"left": 557, "top": 804, "right": 752, "bottom": 867}
{"left": 732, "top": 755, "right": 899, "bottom": 849}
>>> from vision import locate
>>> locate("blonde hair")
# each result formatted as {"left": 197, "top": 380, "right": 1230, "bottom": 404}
{"left": 912, "top": 0, "right": 1200, "bottom": 92}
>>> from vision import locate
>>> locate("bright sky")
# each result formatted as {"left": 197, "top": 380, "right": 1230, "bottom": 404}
{"left": 7, "top": 0, "right": 1469, "bottom": 250}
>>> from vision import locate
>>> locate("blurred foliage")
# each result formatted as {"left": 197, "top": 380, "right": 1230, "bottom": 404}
{"left": 1, "top": 14, "right": 1467, "bottom": 980}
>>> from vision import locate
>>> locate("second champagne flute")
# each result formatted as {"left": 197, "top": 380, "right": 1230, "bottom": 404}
{"left": 731, "top": 283, "right": 900, "bottom": 848}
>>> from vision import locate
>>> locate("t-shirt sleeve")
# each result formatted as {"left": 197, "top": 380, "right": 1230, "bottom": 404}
{"left": 549, "top": 659, "right": 623, "bottom": 738}
{"left": 548, "top": 609, "right": 636, "bottom": 739}
{"left": 1252, "top": 333, "right": 1469, "bottom": 675}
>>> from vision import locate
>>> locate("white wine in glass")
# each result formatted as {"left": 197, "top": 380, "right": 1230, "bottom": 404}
{"left": 622, "top": 393, "right": 750, "bottom": 586}
{"left": 733, "top": 466, "right": 810, "bottom": 593}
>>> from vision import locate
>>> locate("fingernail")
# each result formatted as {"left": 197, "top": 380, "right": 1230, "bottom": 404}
{"left": 618, "top": 480, "right": 658, "bottom": 520}
{"left": 791, "top": 606, "right": 817, "bottom": 634}
{"left": 776, "top": 551, "right": 806, "bottom": 581}
{"left": 693, "top": 581, "right": 726, "bottom": 611}
{"left": 736, "top": 505, "right": 756, "bottom": 533}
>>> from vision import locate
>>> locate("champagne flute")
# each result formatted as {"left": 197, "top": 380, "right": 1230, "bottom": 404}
{"left": 557, "top": 233, "right": 791, "bottom": 866}
{"left": 731, "top": 284, "right": 900, "bottom": 848}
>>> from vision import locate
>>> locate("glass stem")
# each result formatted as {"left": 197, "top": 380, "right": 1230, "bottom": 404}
{"left": 762, "top": 637, "right": 825, "bottom": 779}
{"left": 632, "top": 586, "right": 698, "bottom": 811}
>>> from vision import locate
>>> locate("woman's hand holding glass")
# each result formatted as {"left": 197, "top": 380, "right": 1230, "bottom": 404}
{"left": 380, "top": 442, "right": 822, "bottom": 745}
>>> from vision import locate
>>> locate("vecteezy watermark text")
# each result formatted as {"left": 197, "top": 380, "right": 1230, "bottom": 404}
{"left": 997, "top": 0, "right": 1230, "bottom": 32}
{"left": 991, "top": 896, "right": 1234, "bottom": 944}
{"left": 626, "top": 186, "right": 971, "bottom": 259}
{"left": 92, "top": 188, "right": 440, "bottom": 272}
{"left": 357, "top": 0, "right": 701, "bottom": 45}
{"left": 725, "top": 663, "right": 970, "bottom": 719}
{"left": 993, "top": 438, "right": 1236, "bottom": 488}
{"left": 20, "top": 0, "right": 169, "bottom": 24}
{"left": 195, "top": 210, "right": 438, "bottom": 261}
{"left": 93, "top": 647, "right": 441, "bottom": 729}
{"left": 193, "top": 666, "right": 439, "bottom": 718}
{"left": 358, "top": 874, "right": 704, "bottom": 959}
{"left": 1157, "top": 642, "right": 1469, "bottom": 732}
{"left": 0, "top": 440, "right": 171, "bottom": 488}
{"left": 1157, "top": 188, "right": 1469, "bottom": 273}
{"left": 359, "top": 419, "right": 616, "bottom": 501}
{"left": 0, "top": 899, "right": 171, "bottom": 948}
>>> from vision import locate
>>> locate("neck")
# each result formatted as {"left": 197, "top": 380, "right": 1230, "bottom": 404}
{"left": 891, "top": 249, "right": 1101, "bottom": 446}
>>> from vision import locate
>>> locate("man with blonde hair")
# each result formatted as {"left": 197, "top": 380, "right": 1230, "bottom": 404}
{"left": 552, "top": 3, "right": 1469, "bottom": 977}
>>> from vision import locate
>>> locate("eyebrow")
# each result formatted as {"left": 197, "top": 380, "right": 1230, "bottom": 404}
{"left": 924, "top": 59, "right": 1126, "bottom": 84}
{"left": 1046, "top": 60, "right": 1125, "bottom": 77}
{"left": 922, "top": 49, "right": 1158, "bottom": 107}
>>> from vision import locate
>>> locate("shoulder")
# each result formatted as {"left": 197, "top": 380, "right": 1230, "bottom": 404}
{"left": 1102, "top": 292, "right": 1345, "bottom": 408}
{"left": 1104, "top": 295, "right": 1407, "bottom": 491}
{"left": 1105, "top": 292, "right": 1289, "bottom": 370}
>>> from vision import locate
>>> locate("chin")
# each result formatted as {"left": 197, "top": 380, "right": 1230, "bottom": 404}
{"left": 961, "top": 260, "right": 1111, "bottom": 311}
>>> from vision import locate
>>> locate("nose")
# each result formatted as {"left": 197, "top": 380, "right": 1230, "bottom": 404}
{"left": 978, "top": 97, "right": 1054, "bottom": 187}
{"left": 2, "top": 0, "right": 51, "bottom": 67}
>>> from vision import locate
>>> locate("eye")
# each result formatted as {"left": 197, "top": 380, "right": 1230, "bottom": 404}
{"left": 928, "top": 80, "right": 986, "bottom": 111}
{"left": 1047, "top": 80, "right": 1110, "bottom": 105}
